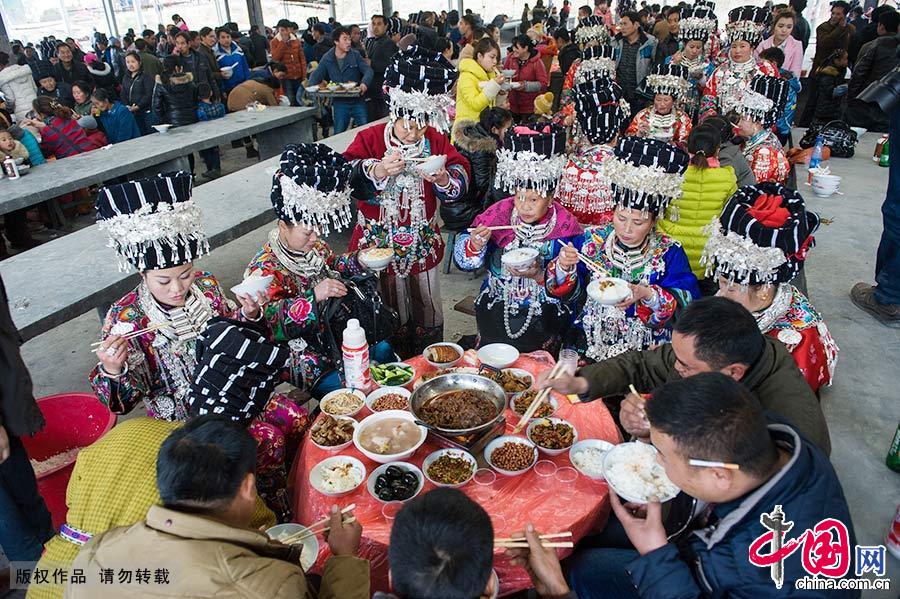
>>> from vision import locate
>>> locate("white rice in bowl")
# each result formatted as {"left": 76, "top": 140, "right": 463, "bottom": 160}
{"left": 571, "top": 446, "right": 610, "bottom": 478}
{"left": 603, "top": 442, "right": 679, "bottom": 503}
{"left": 318, "top": 461, "right": 364, "bottom": 494}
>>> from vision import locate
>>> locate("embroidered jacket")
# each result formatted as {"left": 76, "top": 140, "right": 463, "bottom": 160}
{"left": 743, "top": 129, "right": 791, "bottom": 184}
{"left": 89, "top": 272, "right": 238, "bottom": 419}
{"left": 625, "top": 108, "right": 693, "bottom": 149}
{"left": 700, "top": 58, "right": 778, "bottom": 118}
{"left": 555, "top": 144, "right": 616, "bottom": 226}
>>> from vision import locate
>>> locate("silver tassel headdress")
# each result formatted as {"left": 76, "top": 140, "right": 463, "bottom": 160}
{"left": 270, "top": 143, "right": 353, "bottom": 237}
{"left": 701, "top": 182, "right": 820, "bottom": 286}
{"left": 575, "top": 15, "right": 611, "bottom": 45}
{"left": 645, "top": 62, "right": 690, "bottom": 99}
{"left": 726, "top": 5, "right": 769, "bottom": 46}
{"left": 96, "top": 171, "right": 209, "bottom": 272}
{"left": 737, "top": 74, "right": 790, "bottom": 129}
{"left": 384, "top": 45, "right": 457, "bottom": 133}
{"left": 678, "top": 5, "right": 718, "bottom": 42}
{"left": 604, "top": 136, "right": 689, "bottom": 217}
{"left": 575, "top": 44, "right": 616, "bottom": 84}
{"left": 494, "top": 124, "right": 568, "bottom": 195}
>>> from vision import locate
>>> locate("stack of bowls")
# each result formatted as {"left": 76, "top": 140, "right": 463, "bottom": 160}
{"left": 811, "top": 172, "right": 841, "bottom": 197}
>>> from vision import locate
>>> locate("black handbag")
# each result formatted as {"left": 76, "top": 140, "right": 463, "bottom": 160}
{"left": 317, "top": 272, "right": 399, "bottom": 364}
{"left": 799, "top": 120, "right": 857, "bottom": 158}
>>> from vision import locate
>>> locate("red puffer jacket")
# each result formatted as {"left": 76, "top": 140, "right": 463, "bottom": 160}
{"left": 270, "top": 34, "right": 307, "bottom": 81}
{"left": 39, "top": 116, "right": 105, "bottom": 159}
{"left": 502, "top": 51, "right": 549, "bottom": 116}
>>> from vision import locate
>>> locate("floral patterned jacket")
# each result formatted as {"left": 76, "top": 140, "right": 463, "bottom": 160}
{"left": 89, "top": 272, "right": 238, "bottom": 418}
{"left": 244, "top": 240, "right": 364, "bottom": 389}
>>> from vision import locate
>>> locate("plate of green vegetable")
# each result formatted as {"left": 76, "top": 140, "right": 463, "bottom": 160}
{"left": 371, "top": 362, "right": 416, "bottom": 388}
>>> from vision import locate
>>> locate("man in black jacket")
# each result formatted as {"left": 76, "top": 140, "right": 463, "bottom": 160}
{"left": 847, "top": 11, "right": 900, "bottom": 132}
{"left": 789, "top": 0, "right": 810, "bottom": 52}
{"left": 0, "top": 274, "right": 53, "bottom": 567}
{"left": 174, "top": 31, "right": 216, "bottom": 102}
{"left": 365, "top": 14, "right": 399, "bottom": 121}
{"left": 416, "top": 12, "right": 440, "bottom": 50}
{"left": 248, "top": 25, "right": 270, "bottom": 68}
{"left": 653, "top": 7, "right": 681, "bottom": 65}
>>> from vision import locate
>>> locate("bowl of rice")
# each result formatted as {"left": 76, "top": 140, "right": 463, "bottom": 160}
{"left": 603, "top": 442, "right": 680, "bottom": 504}
{"left": 266, "top": 523, "right": 319, "bottom": 571}
{"left": 568, "top": 439, "right": 616, "bottom": 480}
{"left": 309, "top": 455, "right": 366, "bottom": 497}
{"left": 320, "top": 388, "right": 366, "bottom": 418}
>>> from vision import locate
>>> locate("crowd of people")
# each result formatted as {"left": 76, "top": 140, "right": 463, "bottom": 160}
{"left": 0, "top": 0, "right": 892, "bottom": 596}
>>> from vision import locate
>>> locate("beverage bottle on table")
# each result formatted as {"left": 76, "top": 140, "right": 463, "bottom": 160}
{"left": 807, "top": 135, "right": 824, "bottom": 183}
{"left": 880, "top": 137, "right": 890, "bottom": 167}
{"left": 2, "top": 156, "right": 19, "bottom": 179}
{"left": 342, "top": 318, "right": 372, "bottom": 391}
{"left": 887, "top": 422, "right": 900, "bottom": 473}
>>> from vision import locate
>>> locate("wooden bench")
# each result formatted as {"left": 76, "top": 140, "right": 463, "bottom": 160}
{"left": 0, "top": 106, "right": 316, "bottom": 217}
{"left": 0, "top": 119, "right": 381, "bottom": 342}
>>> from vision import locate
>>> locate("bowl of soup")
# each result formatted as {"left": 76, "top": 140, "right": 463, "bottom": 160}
{"left": 353, "top": 410, "right": 428, "bottom": 464}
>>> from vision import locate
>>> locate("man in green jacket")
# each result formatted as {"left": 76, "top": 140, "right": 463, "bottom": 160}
{"left": 543, "top": 296, "right": 831, "bottom": 455}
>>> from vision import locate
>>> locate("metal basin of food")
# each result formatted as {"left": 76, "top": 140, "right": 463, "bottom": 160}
{"left": 409, "top": 373, "right": 507, "bottom": 437}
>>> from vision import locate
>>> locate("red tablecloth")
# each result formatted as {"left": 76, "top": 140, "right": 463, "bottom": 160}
{"left": 290, "top": 351, "right": 623, "bottom": 596}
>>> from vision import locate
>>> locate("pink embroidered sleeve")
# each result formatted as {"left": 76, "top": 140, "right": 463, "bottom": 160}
{"left": 634, "top": 285, "right": 677, "bottom": 329}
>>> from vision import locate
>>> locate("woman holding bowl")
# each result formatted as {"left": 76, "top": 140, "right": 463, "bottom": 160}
{"left": 547, "top": 137, "right": 699, "bottom": 362}
{"left": 454, "top": 124, "right": 583, "bottom": 353}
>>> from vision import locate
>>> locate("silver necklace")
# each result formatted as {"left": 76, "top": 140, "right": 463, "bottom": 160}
{"left": 753, "top": 284, "right": 791, "bottom": 333}
{"left": 268, "top": 229, "right": 328, "bottom": 281}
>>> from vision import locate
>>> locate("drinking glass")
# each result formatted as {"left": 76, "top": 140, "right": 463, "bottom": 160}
{"left": 556, "top": 466, "right": 579, "bottom": 497}
{"left": 557, "top": 348, "right": 578, "bottom": 375}
{"left": 534, "top": 459, "right": 558, "bottom": 492}
{"left": 382, "top": 501, "right": 403, "bottom": 522}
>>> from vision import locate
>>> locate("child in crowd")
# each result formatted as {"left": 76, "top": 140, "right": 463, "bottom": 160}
{"left": 759, "top": 46, "right": 801, "bottom": 146}
{"left": 0, "top": 128, "right": 31, "bottom": 162}
{"left": 195, "top": 83, "right": 224, "bottom": 179}
{"left": 567, "top": 372, "right": 856, "bottom": 597}
{"left": 379, "top": 488, "right": 576, "bottom": 599}
{"left": 812, "top": 49, "right": 848, "bottom": 126}
{"left": 659, "top": 125, "right": 737, "bottom": 292}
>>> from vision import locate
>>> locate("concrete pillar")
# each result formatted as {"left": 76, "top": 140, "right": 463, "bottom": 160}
{"left": 247, "top": 0, "right": 265, "bottom": 32}
{"left": 133, "top": 0, "right": 145, "bottom": 32}
{"left": 381, "top": 0, "right": 392, "bottom": 17}
{"left": 329, "top": 0, "right": 337, "bottom": 22}
{"left": 102, "top": 0, "right": 119, "bottom": 37}
{"left": 153, "top": 0, "right": 164, "bottom": 29}
{"left": 56, "top": 0, "right": 73, "bottom": 37}
{"left": 223, "top": 0, "right": 232, "bottom": 24}
{"left": 0, "top": 9, "right": 10, "bottom": 54}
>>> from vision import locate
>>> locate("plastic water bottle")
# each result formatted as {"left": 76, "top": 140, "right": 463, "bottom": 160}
{"left": 807, "top": 135, "right": 825, "bottom": 183}
{"left": 342, "top": 318, "right": 371, "bottom": 391}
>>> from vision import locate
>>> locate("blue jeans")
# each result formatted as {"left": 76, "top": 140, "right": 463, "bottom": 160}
{"left": 0, "top": 435, "right": 54, "bottom": 562}
{"left": 332, "top": 100, "right": 368, "bottom": 134}
{"left": 875, "top": 107, "right": 900, "bottom": 305}
{"left": 567, "top": 547, "right": 641, "bottom": 599}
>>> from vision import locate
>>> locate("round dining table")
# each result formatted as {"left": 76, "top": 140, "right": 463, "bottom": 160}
{"left": 290, "top": 350, "right": 623, "bottom": 596}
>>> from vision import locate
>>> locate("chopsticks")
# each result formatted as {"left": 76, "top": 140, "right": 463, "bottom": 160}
{"left": 467, "top": 225, "right": 522, "bottom": 232}
{"left": 495, "top": 532, "right": 574, "bottom": 548}
{"left": 689, "top": 459, "right": 740, "bottom": 470}
{"left": 90, "top": 322, "right": 168, "bottom": 348}
{"left": 578, "top": 252, "right": 606, "bottom": 276}
{"left": 278, "top": 504, "right": 357, "bottom": 544}
{"left": 629, "top": 384, "right": 641, "bottom": 397}
{"left": 514, "top": 362, "right": 564, "bottom": 433}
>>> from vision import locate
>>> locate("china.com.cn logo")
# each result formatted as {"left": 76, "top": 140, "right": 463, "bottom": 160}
{"left": 747, "top": 505, "right": 891, "bottom": 592}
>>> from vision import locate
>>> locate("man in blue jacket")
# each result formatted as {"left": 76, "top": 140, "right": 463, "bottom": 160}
{"left": 568, "top": 373, "right": 859, "bottom": 599}
{"left": 308, "top": 26, "right": 373, "bottom": 134}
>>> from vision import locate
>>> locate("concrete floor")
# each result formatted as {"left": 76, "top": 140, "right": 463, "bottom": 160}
{"left": 8, "top": 132, "right": 900, "bottom": 596}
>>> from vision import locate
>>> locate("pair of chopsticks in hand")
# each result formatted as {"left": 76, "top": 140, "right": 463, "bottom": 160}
{"left": 627, "top": 384, "right": 740, "bottom": 471}
{"left": 90, "top": 322, "right": 169, "bottom": 349}
{"left": 494, "top": 531, "right": 573, "bottom": 549}
{"left": 562, "top": 243, "right": 606, "bottom": 276}
{"left": 467, "top": 225, "right": 522, "bottom": 232}
{"left": 278, "top": 504, "right": 357, "bottom": 545}
{"left": 513, "top": 362, "right": 566, "bottom": 433}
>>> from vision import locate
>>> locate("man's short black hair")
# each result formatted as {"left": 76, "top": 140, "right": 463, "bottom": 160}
{"left": 665, "top": 6, "right": 680, "bottom": 17}
{"left": 647, "top": 373, "right": 779, "bottom": 477}
{"left": 461, "top": 13, "right": 479, "bottom": 29}
{"left": 878, "top": 9, "right": 900, "bottom": 33}
{"left": 142, "top": 29, "right": 155, "bottom": 37}
{"left": 133, "top": 38, "right": 148, "bottom": 51}
{"left": 673, "top": 297, "right": 765, "bottom": 369}
{"left": 269, "top": 60, "right": 287, "bottom": 72}
{"left": 157, "top": 415, "right": 257, "bottom": 511}
{"left": 389, "top": 489, "right": 494, "bottom": 599}
{"left": 314, "top": 23, "right": 328, "bottom": 35}
{"left": 830, "top": 0, "right": 850, "bottom": 14}
{"left": 621, "top": 10, "right": 642, "bottom": 23}
{"left": 332, "top": 25, "right": 351, "bottom": 41}
{"left": 198, "top": 82, "right": 213, "bottom": 99}
{"left": 372, "top": 14, "right": 387, "bottom": 25}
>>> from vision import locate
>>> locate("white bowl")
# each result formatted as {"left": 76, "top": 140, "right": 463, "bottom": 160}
{"left": 587, "top": 277, "right": 632, "bottom": 305}
{"left": 365, "top": 386, "right": 411, "bottom": 412}
{"left": 266, "top": 523, "right": 319, "bottom": 571}
{"left": 320, "top": 388, "right": 366, "bottom": 418}
{"left": 850, "top": 126, "right": 867, "bottom": 138}
{"left": 309, "top": 455, "right": 366, "bottom": 497}
{"left": 568, "top": 439, "right": 616, "bottom": 480}
{"left": 359, "top": 247, "right": 394, "bottom": 270}
{"left": 309, "top": 414, "right": 357, "bottom": 452}
{"left": 353, "top": 409, "right": 428, "bottom": 464}
{"left": 152, "top": 124, "right": 172, "bottom": 134}
{"left": 305, "top": 85, "right": 319, "bottom": 93}
{"left": 603, "top": 442, "right": 680, "bottom": 504}
{"left": 423, "top": 342, "right": 464, "bottom": 368}
{"left": 509, "top": 390, "right": 558, "bottom": 417}
{"left": 16, "top": 163, "right": 30, "bottom": 175}
{"left": 230, "top": 274, "right": 274, "bottom": 297}
{"left": 484, "top": 435, "right": 538, "bottom": 476}
{"left": 812, "top": 187, "right": 838, "bottom": 198}
{"left": 499, "top": 368, "right": 535, "bottom": 398}
{"left": 416, "top": 154, "right": 447, "bottom": 175}
{"left": 422, "top": 448, "right": 477, "bottom": 487}
{"left": 339, "top": 82, "right": 358, "bottom": 90}
{"left": 478, "top": 343, "right": 520, "bottom": 369}
{"left": 366, "top": 461, "right": 425, "bottom": 503}
{"left": 526, "top": 417, "right": 579, "bottom": 456}
{"left": 501, "top": 247, "right": 540, "bottom": 269}
{"left": 500, "top": 69, "right": 516, "bottom": 77}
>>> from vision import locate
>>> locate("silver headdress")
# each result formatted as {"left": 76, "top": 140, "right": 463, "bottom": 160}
{"left": 494, "top": 125, "right": 568, "bottom": 195}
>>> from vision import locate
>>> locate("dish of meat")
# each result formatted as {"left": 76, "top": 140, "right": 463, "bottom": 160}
{"left": 419, "top": 390, "right": 498, "bottom": 430}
